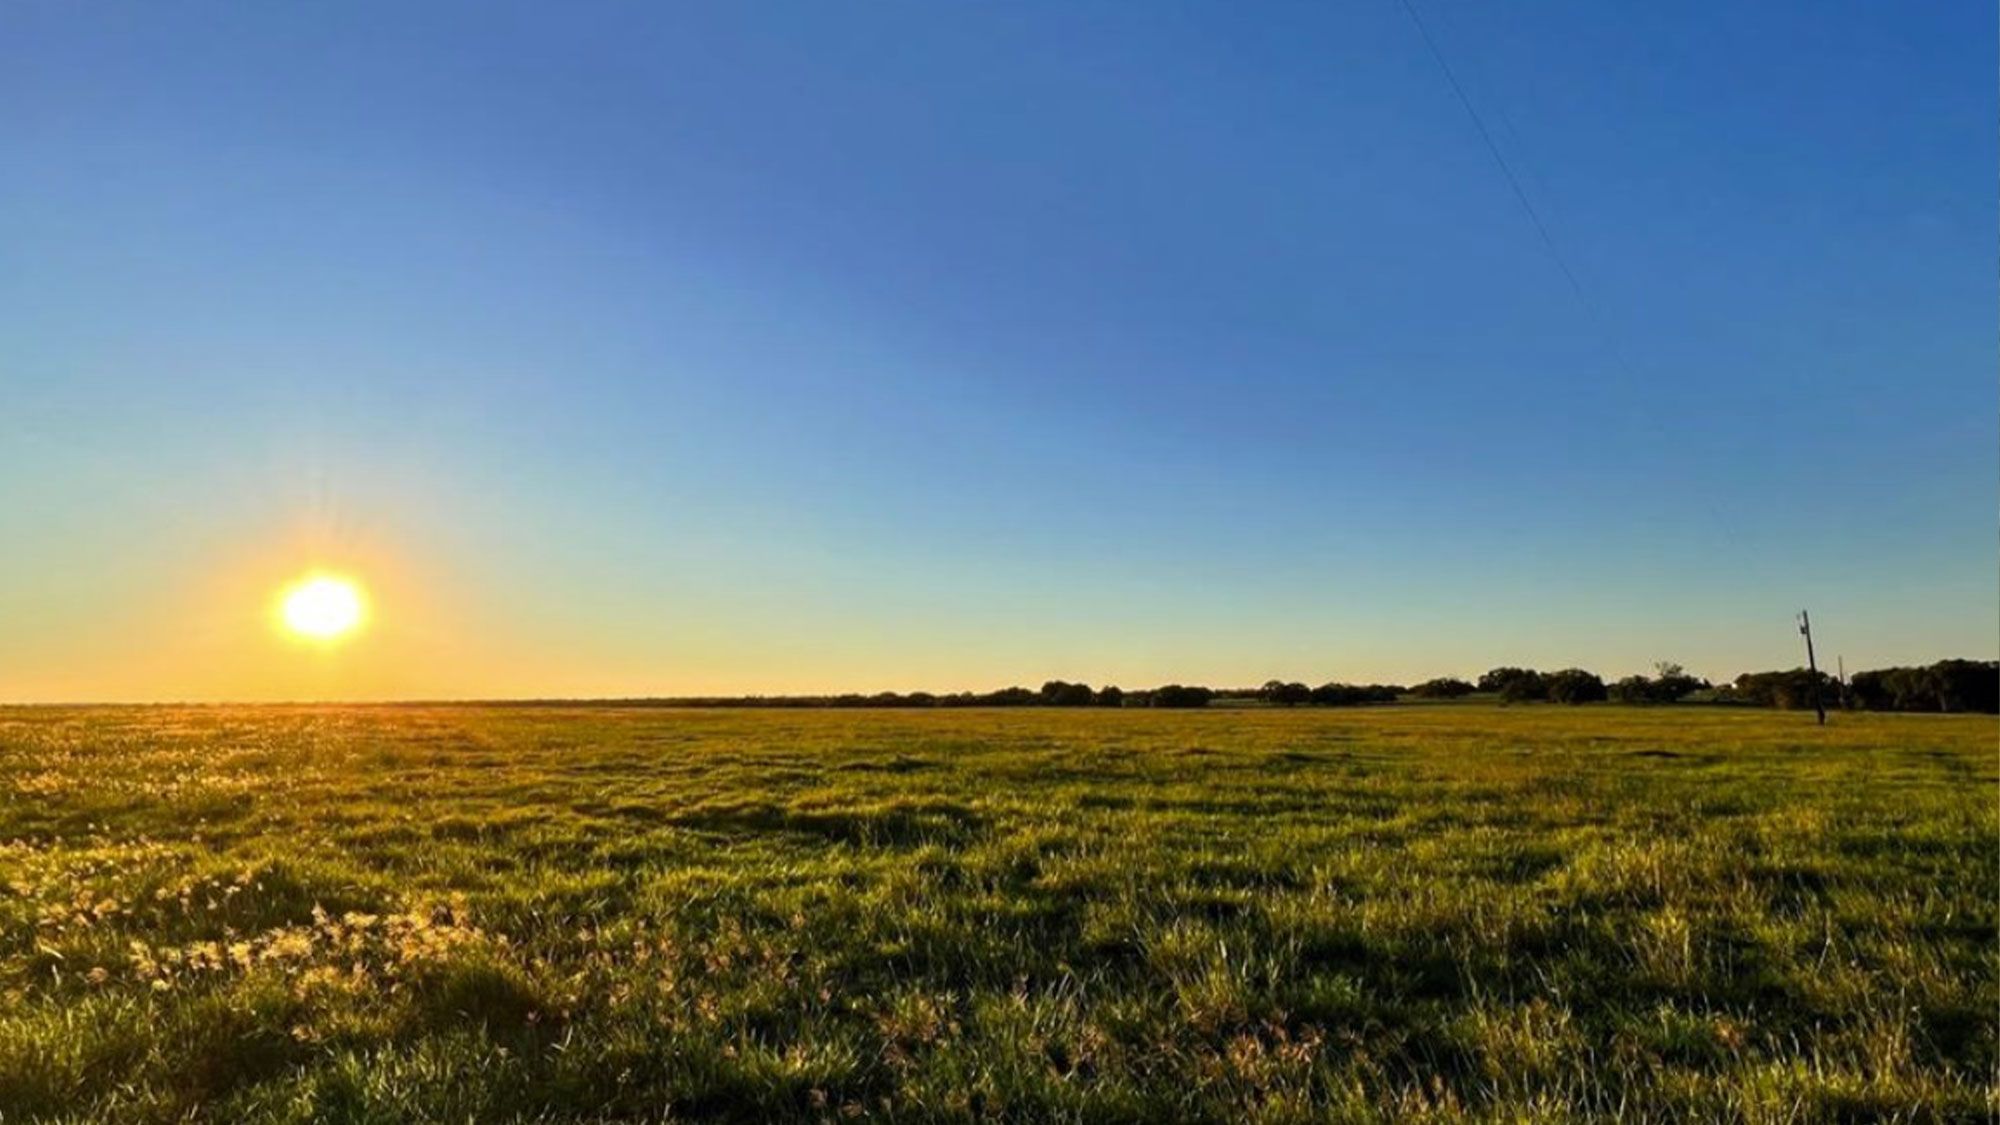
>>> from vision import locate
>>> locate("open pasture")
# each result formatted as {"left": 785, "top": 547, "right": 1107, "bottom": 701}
{"left": 0, "top": 704, "right": 1991, "bottom": 1122}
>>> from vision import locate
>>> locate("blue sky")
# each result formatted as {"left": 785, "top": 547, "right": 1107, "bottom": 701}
{"left": 3, "top": 1, "right": 1993, "bottom": 700}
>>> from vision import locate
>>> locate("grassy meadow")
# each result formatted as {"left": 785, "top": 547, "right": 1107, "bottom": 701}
{"left": 0, "top": 703, "right": 1992, "bottom": 1122}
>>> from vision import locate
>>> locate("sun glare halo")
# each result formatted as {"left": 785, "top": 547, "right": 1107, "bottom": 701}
{"left": 279, "top": 574, "right": 367, "bottom": 641}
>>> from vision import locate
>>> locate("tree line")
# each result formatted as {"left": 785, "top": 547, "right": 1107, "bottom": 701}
{"left": 1730, "top": 659, "right": 1997, "bottom": 714}
{"left": 1466, "top": 659, "right": 1995, "bottom": 713}
{"left": 514, "top": 659, "right": 1993, "bottom": 713}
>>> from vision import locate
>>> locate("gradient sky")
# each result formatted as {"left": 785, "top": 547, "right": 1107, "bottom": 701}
{"left": 4, "top": 1, "right": 1994, "bottom": 701}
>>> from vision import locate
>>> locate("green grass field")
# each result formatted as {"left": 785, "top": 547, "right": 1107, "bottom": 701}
{"left": 0, "top": 704, "right": 1991, "bottom": 1122}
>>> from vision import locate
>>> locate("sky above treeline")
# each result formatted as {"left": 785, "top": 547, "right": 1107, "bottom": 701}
{"left": 3, "top": 1, "right": 1993, "bottom": 701}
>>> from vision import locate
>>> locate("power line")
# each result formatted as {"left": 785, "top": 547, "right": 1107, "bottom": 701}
{"left": 1394, "top": 0, "right": 1597, "bottom": 323}
{"left": 1394, "top": 1, "right": 1746, "bottom": 560}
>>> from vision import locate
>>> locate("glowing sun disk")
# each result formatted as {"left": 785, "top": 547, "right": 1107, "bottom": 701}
{"left": 280, "top": 575, "right": 366, "bottom": 640}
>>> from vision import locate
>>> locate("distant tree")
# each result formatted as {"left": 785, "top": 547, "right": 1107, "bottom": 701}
{"left": 1731, "top": 669, "right": 1836, "bottom": 710}
{"left": 1488, "top": 664, "right": 1544, "bottom": 700}
{"left": 1608, "top": 663, "right": 1708, "bottom": 704}
{"left": 1150, "top": 684, "right": 1214, "bottom": 708}
{"left": 1308, "top": 682, "right": 1400, "bottom": 706}
{"left": 1844, "top": 668, "right": 1887, "bottom": 711}
{"left": 1040, "top": 680, "right": 1096, "bottom": 707}
{"left": 1609, "top": 675, "right": 1652, "bottom": 704}
{"left": 1260, "top": 680, "right": 1312, "bottom": 706}
{"left": 1095, "top": 685, "right": 1125, "bottom": 708}
{"left": 1847, "top": 660, "right": 1997, "bottom": 713}
{"left": 1544, "top": 668, "right": 1607, "bottom": 704}
{"left": 1649, "top": 662, "right": 1708, "bottom": 702}
{"left": 1410, "top": 677, "right": 1475, "bottom": 699}
{"left": 983, "top": 686, "right": 1038, "bottom": 706}
{"left": 1481, "top": 667, "right": 1546, "bottom": 703}
{"left": 1914, "top": 659, "right": 1995, "bottom": 713}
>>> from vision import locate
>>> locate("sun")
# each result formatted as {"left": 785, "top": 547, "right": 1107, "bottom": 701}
{"left": 278, "top": 573, "right": 367, "bottom": 641}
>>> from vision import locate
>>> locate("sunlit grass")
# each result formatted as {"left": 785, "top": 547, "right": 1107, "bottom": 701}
{"left": 0, "top": 704, "right": 1991, "bottom": 1121}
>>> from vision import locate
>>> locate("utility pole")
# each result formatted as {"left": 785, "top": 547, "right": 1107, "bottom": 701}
{"left": 1798, "top": 610, "right": 1825, "bottom": 726}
